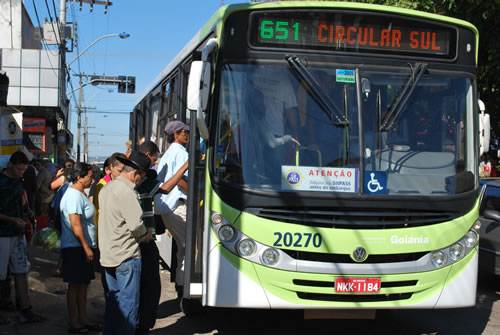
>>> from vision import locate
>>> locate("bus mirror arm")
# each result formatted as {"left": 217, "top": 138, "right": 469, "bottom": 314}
{"left": 197, "top": 38, "right": 218, "bottom": 140}
{"left": 200, "top": 38, "right": 218, "bottom": 111}
{"left": 197, "top": 106, "right": 209, "bottom": 140}
{"left": 202, "top": 38, "right": 218, "bottom": 62}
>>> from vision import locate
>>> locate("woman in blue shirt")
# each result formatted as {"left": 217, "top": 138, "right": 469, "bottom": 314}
{"left": 60, "top": 163, "right": 100, "bottom": 333}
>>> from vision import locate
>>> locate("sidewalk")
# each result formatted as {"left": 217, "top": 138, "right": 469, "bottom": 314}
{"left": 0, "top": 245, "right": 181, "bottom": 335}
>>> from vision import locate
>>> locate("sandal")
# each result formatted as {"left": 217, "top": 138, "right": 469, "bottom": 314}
{"left": 84, "top": 324, "right": 102, "bottom": 331}
{"left": 68, "top": 326, "right": 89, "bottom": 334}
{"left": 18, "top": 308, "right": 45, "bottom": 323}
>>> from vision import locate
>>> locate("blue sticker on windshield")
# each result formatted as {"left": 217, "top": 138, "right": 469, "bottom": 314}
{"left": 365, "top": 171, "right": 387, "bottom": 194}
{"left": 336, "top": 69, "right": 355, "bottom": 83}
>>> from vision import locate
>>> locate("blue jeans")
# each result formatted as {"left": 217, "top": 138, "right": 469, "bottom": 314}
{"left": 104, "top": 258, "right": 141, "bottom": 335}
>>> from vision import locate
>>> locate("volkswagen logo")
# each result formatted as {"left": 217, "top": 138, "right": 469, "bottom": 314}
{"left": 352, "top": 247, "right": 368, "bottom": 262}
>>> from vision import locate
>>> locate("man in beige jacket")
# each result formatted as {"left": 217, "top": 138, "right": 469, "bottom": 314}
{"left": 98, "top": 151, "right": 152, "bottom": 335}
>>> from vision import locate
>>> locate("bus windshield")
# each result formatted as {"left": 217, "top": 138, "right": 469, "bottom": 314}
{"left": 214, "top": 63, "right": 475, "bottom": 195}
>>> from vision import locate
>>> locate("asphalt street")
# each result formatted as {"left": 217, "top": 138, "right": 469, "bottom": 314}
{"left": 0, "top": 246, "right": 498, "bottom": 335}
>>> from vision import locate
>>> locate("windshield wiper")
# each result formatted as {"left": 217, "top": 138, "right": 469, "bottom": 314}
{"left": 286, "top": 55, "right": 349, "bottom": 126}
{"left": 379, "top": 63, "right": 428, "bottom": 132}
{"left": 375, "top": 89, "right": 382, "bottom": 169}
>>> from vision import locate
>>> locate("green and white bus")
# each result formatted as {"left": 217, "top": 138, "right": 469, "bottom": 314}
{"left": 132, "top": 1, "right": 481, "bottom": 313}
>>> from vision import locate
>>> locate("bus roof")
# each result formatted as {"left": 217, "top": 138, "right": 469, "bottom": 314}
{"left": 136, "top": 1, "right": 478, "bottom": 105}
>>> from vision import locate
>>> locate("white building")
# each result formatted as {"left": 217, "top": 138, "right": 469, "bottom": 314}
{"left": 0, "top": 0, "right": 72, "bottom": 163}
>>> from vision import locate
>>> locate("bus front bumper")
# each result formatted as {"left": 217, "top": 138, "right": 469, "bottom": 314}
{"left": 205, "top": 243, "right": 478, "bottom": 309}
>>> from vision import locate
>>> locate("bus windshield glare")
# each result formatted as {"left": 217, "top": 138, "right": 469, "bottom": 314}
{"left": 214, "top": 63, "right": 474, "bottom": 195}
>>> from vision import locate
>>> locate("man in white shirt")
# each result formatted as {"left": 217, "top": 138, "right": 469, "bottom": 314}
{"left": 154, "top": 120, "right": 189, "bottom": 294}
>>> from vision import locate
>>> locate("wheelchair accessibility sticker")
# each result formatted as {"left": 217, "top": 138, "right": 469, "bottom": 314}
{"left": 365, "top": 171, "right": 387, "bottom": 194}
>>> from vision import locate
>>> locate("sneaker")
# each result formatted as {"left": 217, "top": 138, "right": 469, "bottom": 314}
{"left": 18, "top": 308, "right": 45, "bottom": 323}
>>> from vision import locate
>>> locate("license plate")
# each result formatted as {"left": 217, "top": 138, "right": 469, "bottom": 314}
{"left": 335, "top": 277, "right": 381, "bottom": 293}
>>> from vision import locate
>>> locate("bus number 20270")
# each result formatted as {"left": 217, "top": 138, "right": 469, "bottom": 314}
{"left": 273, "top": 232, "right": 322, "bottom": 248}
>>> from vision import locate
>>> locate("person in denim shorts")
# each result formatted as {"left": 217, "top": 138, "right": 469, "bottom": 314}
{"left": 0, "top": 151, "right": 44, "bottom": 324}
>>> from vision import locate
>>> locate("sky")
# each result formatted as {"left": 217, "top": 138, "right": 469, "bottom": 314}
{"left": 23, "top": 0, "right": 247, "bottom": 160}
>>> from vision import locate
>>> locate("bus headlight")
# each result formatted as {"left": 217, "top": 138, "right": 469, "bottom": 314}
{"left": 464, "top": 230, "right": 478, "bottom": 248}
{"left": 449, "top": 243, "right": 465, "bottom": 261}
{"left": 472, "top": 220, "right": 481, "bottom": 230}
{"left": 238, "top": 239, "right": 256, "bottom": 257}
{"left": 431, "top": 250, "right": 447, "bottom": 268}
{"left": 218, "top": 225, "right": 235, "bottom": 242}
{"left": 262, "top": 248, "right": 280, "bottom": 266}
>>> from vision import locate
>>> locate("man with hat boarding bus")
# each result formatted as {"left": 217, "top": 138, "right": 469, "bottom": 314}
{"left": 154, "top": 120, "right": 189, "bottom": 294}
{"left": 98, "top": 151, "right": 152, "bottom": 335}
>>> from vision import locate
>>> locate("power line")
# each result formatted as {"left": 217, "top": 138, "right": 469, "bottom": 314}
{"left": 83, "top": 53, "right": 175, "bottom": 59}
{"left": 83, "top": 111, "right": 130, "bottom": 114}
{"left": 30, "top": 0, "right": 78, "bottom": 117}
{"left": 51, "top": 0, "right": 59, "bottom": 22}
{"left": 31, "top": 0, "right": 42, "bottom": 28}
{"left": 44, "top": 0, "right": 61, "bottom": 46}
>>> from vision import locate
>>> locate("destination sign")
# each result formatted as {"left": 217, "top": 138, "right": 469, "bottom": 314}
{"left": 249, "top": 11, "right": 457, "bottom": 59}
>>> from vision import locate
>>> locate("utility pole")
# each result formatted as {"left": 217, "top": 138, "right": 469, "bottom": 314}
{"left": 61, "top": 1, "right": 113, "bottom": 162}
{"left": 73, "top": 73, "right": 134, "bottom": 162}
{"left": 84, "top": 105, "right": 87, "bottom": 163}
{"left": 71, "top": 0, "right": 113, "bottom": 13}
{"left": 77, "top": 74, "right": 83, "bottom": 162}
{"left": 74, "top": 72, "right": 100, "bottom": 162}
{"left": 83, "top": 107, "right": 96, "bottom": 162}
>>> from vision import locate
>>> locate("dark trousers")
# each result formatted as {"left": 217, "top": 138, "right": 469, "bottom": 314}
{"left": 137, "top": 241, "right": 161, "bottom": 333}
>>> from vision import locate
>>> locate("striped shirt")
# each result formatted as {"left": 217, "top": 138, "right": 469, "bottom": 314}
{"left": 136, "top": 173, "right": 161, "bottom": 230}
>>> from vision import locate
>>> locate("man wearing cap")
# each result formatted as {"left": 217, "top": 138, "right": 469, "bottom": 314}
{"left": 154, "top": 120, "right": 189, "bottom": 294}
{"left": 98, "top": 151, "right": 152, "bottom": 335}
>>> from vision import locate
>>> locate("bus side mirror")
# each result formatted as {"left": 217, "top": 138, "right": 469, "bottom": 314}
{"left": 187, "top": 61, "right": 209, "bottom": 140}
{"left": 187, "top": 61, "right": 202, "bottom": 111}
{"left": 478, "top": 99, "right": 490, "bottom": 156}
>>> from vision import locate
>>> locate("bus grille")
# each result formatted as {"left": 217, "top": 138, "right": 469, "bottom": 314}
{"left": 283, "top": 250, "right": 427, "bottom": 264}
{"left": 296, "top": 292, "right": 413, "bottom": 302}
{"left": 246, "top": 207, "right": 457, "bottom": 229}
{"left": 293, "top": 279, "right": 417, "bottom": 302}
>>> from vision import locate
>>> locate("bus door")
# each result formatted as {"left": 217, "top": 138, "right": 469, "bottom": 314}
{"left": 183, "top": 95, "right": 206, "bottom": 300}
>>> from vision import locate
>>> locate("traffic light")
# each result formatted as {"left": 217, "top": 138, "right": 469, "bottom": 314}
{"left": 118, "top": 75, "right": 127, "bottom": 93}
{"left": 127, "top": 76, "right": 135, "bottom": 94}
